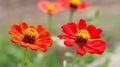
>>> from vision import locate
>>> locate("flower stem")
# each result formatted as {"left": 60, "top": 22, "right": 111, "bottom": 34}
{"left": 68, "top": 9, "right": 75, "bottom": 22}
{"left": 47, "top": 13, "right": 52, "bottom": 32}
{"left": 72, "top": 54, "right": 78, "bottom": 67}
{"left": 21, "top": 48, "right": 28, "bottom": 67}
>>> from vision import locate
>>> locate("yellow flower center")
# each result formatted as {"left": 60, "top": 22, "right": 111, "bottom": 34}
{"left": 24, "top": 28, "right": 39, "bottom": 38}
{"left": 47, "top": 4, "right": 55, "bottom": 11}
{"left": 69, "top": 0, "right": 81, "bottom": 6}
{"left": 76, "top": 29, "right": 90, "bottom": 39}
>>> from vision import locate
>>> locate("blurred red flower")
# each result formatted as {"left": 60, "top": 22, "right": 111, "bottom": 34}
{"left": 58, "top": 19, "right": 106, "bottom": 56}
{"left": 9, "top": 22, "right": 53, "bottom": 52}
{"left": 38, "top": 0, "right": 64, "bottom": 14}
{"left": 59, "top": 0, "right": 88, "bottom": 11}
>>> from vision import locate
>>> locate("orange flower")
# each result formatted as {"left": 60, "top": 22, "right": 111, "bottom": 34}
{"left": 59, "top": 0, "right": 88, "bottom": 11}
{"left": 9, "top": 22, "right": 53, "bottom": 52}
{"left": 38, "top": 0, "right": 64, "bottom": 14}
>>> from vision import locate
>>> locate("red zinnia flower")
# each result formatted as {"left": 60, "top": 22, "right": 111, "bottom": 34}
{"left": 58, "top": 19, "right": 106, "bottom": 56}
{"left": 59, "top": 0, "right": 88, "bottom": 11}
{"left": 38, "top": 0, "right": 64, "bottom": 14}
{"left": 9, "top": 22, "right": 53, "bottom": 52}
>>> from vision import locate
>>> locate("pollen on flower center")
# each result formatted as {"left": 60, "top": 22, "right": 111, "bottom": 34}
{"left": 24, "top": 28, "right": 39, "bottom": 38}
{"left": 47, "top": 4, "right": 55, "bottom": 11}
{"left": 23, "top": 28, "right": 39, "bottom": 44}
{"left": 69, "top": 0, "right": 81, "bottom": 6}
{"left": 75, "top": 29, "right": 90, "bottom": 45}
{"left": 76, "top": 29, "right": 90, "bottom": 39}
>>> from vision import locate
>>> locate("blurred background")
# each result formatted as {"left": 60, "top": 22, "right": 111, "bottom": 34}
{"left": 0, "top": 0, "right": 120, "bottom": 67}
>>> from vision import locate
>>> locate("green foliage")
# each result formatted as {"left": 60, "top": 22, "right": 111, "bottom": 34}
{"left": 0, "top": 34, "right": 22, "bottom": 67}
{"left": 44, "top": 49, "right": 60, "bottom": 67}
{"left": 0, "top": 34, "right": 60, "bottom": 67}
{"left": 76, "top": 53, "right": 98, "bottom": 67}
{"left": 63, "top": 60, "right": 69, "bottom": 67}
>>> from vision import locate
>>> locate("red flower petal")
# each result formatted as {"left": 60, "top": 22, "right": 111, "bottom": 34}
{"left": 84, "top": 45, "right": 96, "bottom": 54}
{"left": 37, "top": 25, "right": 45, "bottom": 33}
{"left": 64, "top": 39, "right": 76, "bottom": 47}
{"left": 59, "top": 0, "right": 69, "bottom": 7}
{"left": 9, "top": 30, "right": 20, "bottom": 37}
{"left": 38, "top": 45, "right": 47, "bottom": 52}
{"left": 20, "top": 41, "right": 29, "bottom": 48}
{"left": 30, "top": 25, "right": 37, "bottom": 30}
{"left": 11, "top": 24, "right": 22, "bottom": 37}
{"left": 77, "top": 2, "right": 88, "bottom": 11}
{"left": 86, "top": 40, "right": 106, "bottom": 54}
{"left": 38, "top": 1, "right": 48, "bottom": 13}
{"left": 77, "top": 19, "right": 86, "bottom": 30}
{"left": 62, "top": 22, "right": 77, "bottom": 37}
{"left": 96, "top": 28, "right": 103, "bottom": 34}
{"left": 87, "top": 25, "right": 103, "bottom": 38}
{"left": 29, "top": 45, "right": 39, "bottom": 50}
{"left": 38, "top": 31, "right": 51, "bottom": 40}
{"left": 92, "top": 28, "right": 102, "bottom": 38}
{"left": 20, "top": 22, "right": 28, "bottom": 33}
{"left": 87, "top": 25, "right": 96, "bottom": 32}
{"left": 76, "top": 46, "right": 86, "bottom": 56}
{"left": 90, "top": 28, "right": 102, "bottom": 38}
{"left": 11, "top": 37, "right": 20, "bottom": 43}
{"left": 36, "top": 39, "right": 53, "bottom": 47}
{"left": 67, "top": 22, "right": 77, "bottom": 33}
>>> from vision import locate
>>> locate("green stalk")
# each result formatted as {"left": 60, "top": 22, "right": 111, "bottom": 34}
{"left": 47, "top": 13, "right": 52, "bottom": 32}
{"left": 21, "top": 49, "right": 28, "bottom": 67}
{"left": 68, "top": 9, "right": 75, "bottom": 22}
{"left": 72, "top": 54, "right": 78, "bottom": 67}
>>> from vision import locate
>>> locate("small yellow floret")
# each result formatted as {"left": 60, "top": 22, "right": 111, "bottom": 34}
{"left": 69, "top": 0, "right": 81, "bottom": 5}
{"left": 24, "top": 28, "right": 39, "bottom": 38}
{"left": 47, "top": 4, "right": 55, "bottom": 11}
{"left": 76, "top": 29, "right": 90, "bottom": 39}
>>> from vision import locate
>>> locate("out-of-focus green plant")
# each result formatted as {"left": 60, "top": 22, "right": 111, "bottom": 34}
{"left": 87, "top": 8, "right": 100, "bottom": 25}
{"left": 77, "top": 53, "right": 98, "bottom": 67}
{"left": 96, "top": 58, "right": 110, "bottom": 67}
{"left": 63, "top": 60, "right": 68, "bottom": 67}
{"left": 0, "top": 34, "right": 60, "bottom": 67}
{"left": 0, "top": 34, "right": 22, "bottom": 67}
{"left": 44, "top": 49, "right": 60, "bottom": 67}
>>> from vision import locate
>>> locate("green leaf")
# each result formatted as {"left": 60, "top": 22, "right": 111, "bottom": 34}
{"left": 46, "top": 49, "right": 60, "bottom": 67}
{"left": 63, "top": 60, "right": 68, "bottom": 67}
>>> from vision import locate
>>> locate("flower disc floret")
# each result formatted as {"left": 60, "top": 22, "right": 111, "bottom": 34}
{"left": 69, "top": 0, "right": 81, "bottom": 6}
